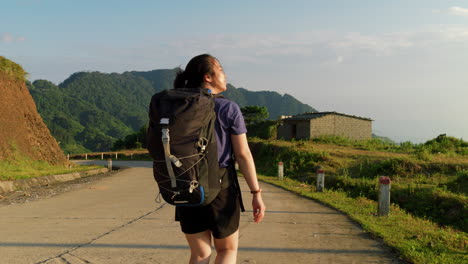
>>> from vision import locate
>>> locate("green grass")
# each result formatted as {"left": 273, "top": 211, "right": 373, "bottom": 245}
{"left": 258, "top": 175, "right": 468, "bottom": 264}
{"left": 307, "top": 134, "right": 468, "bottom": 156}
{"left": 0, "top": 141, "right": 103, "bottom": 181}
{"left": 249, "top": 139, "right": 468, "bottom": 231}
{"left": 0, "top": 56, "right": 28, "bottom": 81}
{"left": 0, "top": 159, "right": 102, "bottom": 181}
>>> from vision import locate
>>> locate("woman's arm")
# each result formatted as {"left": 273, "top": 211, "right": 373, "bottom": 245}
{"left": 231, "top": 133, "right": 265, "bottom": 223}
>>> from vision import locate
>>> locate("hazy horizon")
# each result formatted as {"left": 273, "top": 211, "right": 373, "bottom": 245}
{"left": 2, "top": 1, "right": 467, "bottom": 143}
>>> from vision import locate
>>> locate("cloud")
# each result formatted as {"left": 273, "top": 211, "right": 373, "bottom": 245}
{"left": 439, "top": 26, "right": 468, "bottom": 40}
{"left": 73, "top": 25, "right": 468, "bottom": 74}
{"left": 336, "top": 56, "right": 344, "bottom": 63}
{"left": 159, "top": 30, "right": 417, "bottom": 67}
{"left": 448, "top": 6, "right": 468, "bottom": 16}
{"left": 1, "top": 33, "right": 26, "bottom": 43}
{"left": 331, "top": 32, "right": 414, "bottom": 56}
{"left": 1, "top": 33, "right": 13, "bottom": 43}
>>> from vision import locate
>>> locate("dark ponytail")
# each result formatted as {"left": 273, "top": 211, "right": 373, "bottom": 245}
{"left": 173, "top": 54, "right": 217, "bottom": 89}
{"left": 173, "top": 69, "right": 186, "bottom": 89}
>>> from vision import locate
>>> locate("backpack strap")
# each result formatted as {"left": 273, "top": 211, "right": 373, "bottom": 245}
{"left": 160, "top": 118, "right": 179, "bottom": 188}
{"left": 229, "top": 164, "right": 245, "bottom": 212}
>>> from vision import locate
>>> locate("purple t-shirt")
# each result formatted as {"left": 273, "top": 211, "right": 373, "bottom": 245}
{"left": 214, "top": 97, "right": 247, "bottom": 168}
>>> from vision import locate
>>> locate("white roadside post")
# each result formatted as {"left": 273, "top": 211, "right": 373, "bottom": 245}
{"left": 316, "top": 168, "right": 325, "bottom": 192}
{"left": 101, "top": 153, "right": 104, "bottom": 160}
{"left": 85, "top": 153, "right": 88, "bottom": 160}
{"left": 107, "top": 159, "right": 112, "bottom": 172}
{"left": 378, "top": 176, "right": 391, "bottom": 216}
{"left": 115, "top": 153, "right": 118, "bottom": 159}
{"left": 278, "top": 161, "right": 284, "bottom": 180}
{"left": 67, "top": 153, "right": 70, "bottom": 160}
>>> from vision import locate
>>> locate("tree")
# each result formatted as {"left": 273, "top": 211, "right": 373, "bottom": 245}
{"left": 112, "top": 124, "right": 148, "bottom": 151}
{"left": 241, "top": 106, "right": 268, "bottom": 125}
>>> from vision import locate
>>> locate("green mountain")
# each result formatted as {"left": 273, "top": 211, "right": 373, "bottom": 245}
{"left": 28, "top": 79, "right": 133, "bottom": 153}
{"left": 29, "top": 69, "right": 316, "bottom": 153}
{"left": 223, "top": 84, "right": 314, "bottom": 119}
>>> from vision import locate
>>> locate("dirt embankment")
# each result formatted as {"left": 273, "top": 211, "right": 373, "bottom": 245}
{"left": 0, "top": 65, "right": 66, "bottom": 165}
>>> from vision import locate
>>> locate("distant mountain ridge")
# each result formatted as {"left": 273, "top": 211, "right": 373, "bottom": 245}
{"left": 29, "top": 68, "right": 317, "bottom": 153}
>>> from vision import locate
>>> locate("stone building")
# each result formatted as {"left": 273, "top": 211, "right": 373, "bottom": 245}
{"left": 277, "top": 112, "right": 372, "bottom": 140}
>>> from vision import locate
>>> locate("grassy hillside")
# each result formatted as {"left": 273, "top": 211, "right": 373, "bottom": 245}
{"left": 249, "top": 136, "right": 468, "bottom": 231}
{"left": 0, "top": 56, "right": 27, "bottom": 81}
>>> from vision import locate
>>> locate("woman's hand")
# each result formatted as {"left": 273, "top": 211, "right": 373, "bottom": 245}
{"left": 252, "top": 193, "right": 265, "bottom": 223}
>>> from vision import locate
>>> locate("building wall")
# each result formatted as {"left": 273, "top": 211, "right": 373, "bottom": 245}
{"left": 310, "top": 115, "right": 335, "bottom": 138}
{"left": 310, "top": 115, "right": 371, "bottom": 140}
{"left": 278, "top": 114, "right": 372, "bottom": 141}
{"left": 333, "top": 115, "right": 372, "bottom": 140}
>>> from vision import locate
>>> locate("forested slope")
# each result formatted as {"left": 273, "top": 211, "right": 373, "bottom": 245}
{"left": 30, "top": 69, "right": 316, "bottom": 153}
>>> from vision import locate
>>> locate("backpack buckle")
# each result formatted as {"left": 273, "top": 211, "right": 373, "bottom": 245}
{"left": 160, "top": 118, "right": 170, "bottom": 125}
{"left": 197, "top": 137, "right": 208, "bottom": 153}
{"left": 169, "top": 155, "right": 182, "bottom": 167}
{"left": 189, "top": 180, "right": 199, "bottom": 193}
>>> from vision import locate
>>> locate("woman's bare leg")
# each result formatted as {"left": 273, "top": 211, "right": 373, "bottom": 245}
{"left": 213, "top": 230, "right": 239, "bottom": 264}
{"left": 185, "top": 230, "right": 212, "bottom": 264}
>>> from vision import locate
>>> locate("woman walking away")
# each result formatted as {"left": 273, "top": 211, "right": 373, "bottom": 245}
{"left": 172, "top": 54, "right": 265, "bottom": 264}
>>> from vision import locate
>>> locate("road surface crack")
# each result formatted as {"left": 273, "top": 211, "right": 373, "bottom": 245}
{"left": 35, "top": 203, "right": 167, "bottom": 264}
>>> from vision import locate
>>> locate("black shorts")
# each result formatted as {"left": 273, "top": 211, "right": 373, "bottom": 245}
{"left": 175, "top": 168, "right": 240, "bottom": 239}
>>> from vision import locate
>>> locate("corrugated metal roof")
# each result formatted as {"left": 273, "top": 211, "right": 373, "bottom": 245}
{"left": 284, "top": 111, "right": 372, "bottom": 121}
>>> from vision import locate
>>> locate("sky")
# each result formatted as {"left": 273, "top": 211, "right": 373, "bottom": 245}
{"left": 1, "top": 0, "right": 468, "bottom": 143}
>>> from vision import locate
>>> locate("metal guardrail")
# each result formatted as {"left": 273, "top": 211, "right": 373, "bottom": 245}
{"left": 67, "top": 150, "right": 149, "bottom": 160}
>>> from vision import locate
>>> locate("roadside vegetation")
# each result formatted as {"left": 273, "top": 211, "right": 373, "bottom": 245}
{"left": 249, "top": 135, "right": 467, "bottom": 264}
{"left": 258, "top": 175, "right": 467, "bottom": 264}
{"left": 0, "top": 153, "right": 102, "bottom": 181}
{"left": 308, "top": 134, "right": 468, "bottom": 156}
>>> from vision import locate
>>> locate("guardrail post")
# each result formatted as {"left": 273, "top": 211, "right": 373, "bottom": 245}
{"left": 278, "top": 161, "right": 284, "bottom": 180}
{"left": 378, "top": 176, "right": 391, "bottom": 216}
{"left": 115, "top": 153, "right": 118, "bottom": 159}
{"left": 107, "top": 159, "right": 112, "bottom": 172}
{"left": 316, "top": 167, "right": 325, "bottom": 192}
{"left": 101, "top": 153, "right": 104, "bottom": 160}
{"left": 85, "top": 153, "right": 88, "bottom": 160}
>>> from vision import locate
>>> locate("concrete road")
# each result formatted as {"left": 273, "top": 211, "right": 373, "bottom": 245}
{"left": 0, "top": 161, "right": 401, "bottom": 264}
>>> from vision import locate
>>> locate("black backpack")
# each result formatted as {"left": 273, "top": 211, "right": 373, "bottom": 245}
{"left": 147, "top": 88, "right": 222, "bottom": 206}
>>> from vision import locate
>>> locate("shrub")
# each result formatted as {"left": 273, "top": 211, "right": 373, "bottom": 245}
{"left": 246, "top": 120, "right": 278, "bottom": 139}
{"left": 414, "top": 147, "right": 433, "bottom": 161}
{"left": 445, "top": 169, "right": 468, "bottom": 195}
{"left": 423, "top": 134, "right": 468, "bottom": 155}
